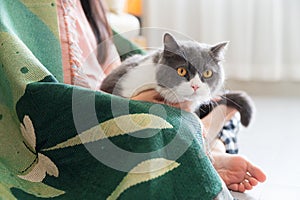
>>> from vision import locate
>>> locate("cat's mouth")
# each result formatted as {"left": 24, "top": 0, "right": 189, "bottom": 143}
{"left": 156, "top": 86, "right": 210, "bottom": 104}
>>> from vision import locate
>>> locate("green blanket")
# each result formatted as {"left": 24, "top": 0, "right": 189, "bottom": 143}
{"left": 0, "top": 0, "right": 231, "bottom": 199}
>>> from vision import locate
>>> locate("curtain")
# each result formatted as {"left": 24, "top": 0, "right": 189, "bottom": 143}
{"left": 143, "top": 0, "right": 300, "bottom": 81}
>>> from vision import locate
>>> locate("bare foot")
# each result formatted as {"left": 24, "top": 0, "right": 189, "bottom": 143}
{"left": 212, "top": 153, "right": 266, "bottom": 193}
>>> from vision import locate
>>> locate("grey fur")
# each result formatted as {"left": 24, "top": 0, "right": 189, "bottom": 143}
{"left": 218, "top": 91, "right": 255, "bottom": 127}
{"left": 100, "top": 63, "right": 129, "bottom": 94}
{"left": 101, "top": 33, "right": 228, "bottom": 110}
{"left": 194, "top": 91, "right": 255, "bottom": 127}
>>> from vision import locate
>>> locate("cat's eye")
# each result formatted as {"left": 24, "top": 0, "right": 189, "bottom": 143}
{"left": 202, "top": 70, "right": 213, "bottom": 78}
{"left": 177, "top": 67, "right": 187, "bottom": 77}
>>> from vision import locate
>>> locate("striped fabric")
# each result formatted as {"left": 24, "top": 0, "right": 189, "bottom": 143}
{"left": 218, "top": 113, "right": 241, "bottom": 154}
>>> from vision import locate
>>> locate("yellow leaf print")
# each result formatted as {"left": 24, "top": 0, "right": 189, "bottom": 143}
{"left": 107, "top": 158, "right": 180, "bottom": 200}
{"left": 44, "top": 113, "right": 173, "bottom": 151}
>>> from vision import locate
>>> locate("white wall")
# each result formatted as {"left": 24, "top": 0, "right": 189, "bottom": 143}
{"left": 142, "top": 0, "right": 300, "bottom": 82}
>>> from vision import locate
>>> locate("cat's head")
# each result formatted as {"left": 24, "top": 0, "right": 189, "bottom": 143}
{"left": 155, "top": 33, "right": 228, "bottom": 107}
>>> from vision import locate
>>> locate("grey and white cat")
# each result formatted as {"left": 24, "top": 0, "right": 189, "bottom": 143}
{"left": 101, "top": 33, "right": 228, "bottom": 112}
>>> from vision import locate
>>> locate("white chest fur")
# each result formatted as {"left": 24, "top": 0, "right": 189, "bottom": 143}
{"left": 120, "top": 59, "right": 157, "bottom": 97}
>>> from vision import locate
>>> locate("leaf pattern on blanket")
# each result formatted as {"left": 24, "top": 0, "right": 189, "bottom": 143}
{"left": 18, "top": 115, "right": 59, "bottom": 182}
{"left": 0, "top": 162, "right": 64, "bottom": 200}
{"left": 0, "top": 107, "right": 64, "bottom": 199}
{"left": 107, "top": 158, "right": 180, "bottom": 200}
{"left": 44, "top": 113, "right": 173, "bottom": 151}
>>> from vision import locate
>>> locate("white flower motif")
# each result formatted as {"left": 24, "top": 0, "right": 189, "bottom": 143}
{"left": 18, "top": 115, "right": 59, "bottom": 182}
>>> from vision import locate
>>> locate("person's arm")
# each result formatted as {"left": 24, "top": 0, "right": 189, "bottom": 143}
{"left": 131, "top": 89, "right": 193, "bottom": 112}
{"left": 201, "top": 104, "right": 238, "bottom": 152}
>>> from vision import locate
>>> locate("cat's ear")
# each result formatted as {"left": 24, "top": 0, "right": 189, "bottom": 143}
{"left": 210, "top": 41, "right": 229, "bottom": 62}
{"left": 163, "top": 33, "right": 180, "bottom": 56}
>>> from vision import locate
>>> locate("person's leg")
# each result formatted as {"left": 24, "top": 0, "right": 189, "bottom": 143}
{"left": 201, "top": 105, "right": 266, "bottom": 193}
{"left": 212, "top": 152, "right": 266, "bottom": 192}
{"left": 201, "top": 105, "right": 238, "bottom": 152}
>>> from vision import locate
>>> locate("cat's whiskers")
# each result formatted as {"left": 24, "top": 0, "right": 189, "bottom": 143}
{"left": 158, "top": 87, "right": 182, "bottom": 104}
{"left": 219, "top": 95, "right": 242, "bottom": 109}
{"left": 198, "top": 106, "right": 208, "bottom": 114}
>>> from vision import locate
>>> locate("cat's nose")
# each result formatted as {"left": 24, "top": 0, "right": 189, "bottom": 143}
{"left": 191, "top": 85, "right": 199, "bottom": 91}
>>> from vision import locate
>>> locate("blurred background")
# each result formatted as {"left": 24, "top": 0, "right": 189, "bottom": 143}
{"left": 104, "top": 0, "right": 300, "bottom": 199}
{"left": 142, "top": 0, "right": 300, "bottom": 96}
